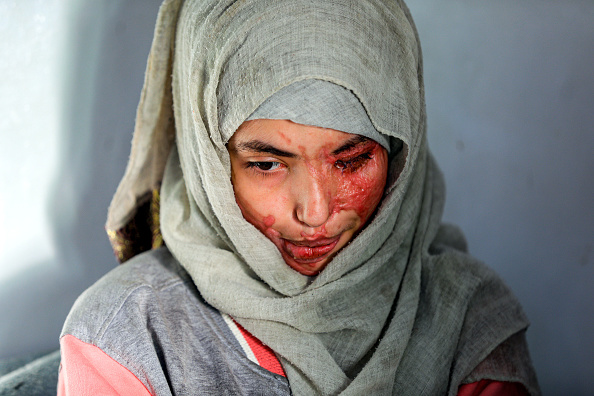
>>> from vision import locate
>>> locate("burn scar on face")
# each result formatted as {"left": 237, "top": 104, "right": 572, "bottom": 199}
{"left": 228, "top": 119, "right": 389, "bottom": 275}
{"left": 263, "top": 215, "right": 276, "bottom": 228}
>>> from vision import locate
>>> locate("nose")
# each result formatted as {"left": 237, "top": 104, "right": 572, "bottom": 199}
{"left": 294, "top": 173, "right": 332, "bottom": 229}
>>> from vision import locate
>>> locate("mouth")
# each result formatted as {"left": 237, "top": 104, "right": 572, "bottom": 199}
{"left": 280, "top": 236, "right": 341, "bottom": 264}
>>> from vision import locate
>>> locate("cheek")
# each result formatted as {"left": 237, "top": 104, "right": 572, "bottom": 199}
{"left": 263, "top": 215, "right": 276, "bottom": 228}
{"left": 232, "top": 179, "right": 285, "bottom": 239}
{"left": 333, "top": 148, "right": 388, "bottom": 225}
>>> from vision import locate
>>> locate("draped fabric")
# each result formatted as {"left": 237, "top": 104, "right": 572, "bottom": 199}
{"left": 246, "top": 79, "right": 391, "bottom": 152}
{"left": 106, "top": 0, "right": 537, "bottom": 394}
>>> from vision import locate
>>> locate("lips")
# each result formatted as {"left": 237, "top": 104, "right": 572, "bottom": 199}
{"left": 281, "top": 236, "right": 341, "bottom": 263}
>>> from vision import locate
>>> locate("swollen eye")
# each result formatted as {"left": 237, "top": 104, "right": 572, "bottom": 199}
{"left": 334, "top": 160, "right": 347, "bottom": 170}
{"left": 334, "top": 153, "right": 373, "bottom": 171}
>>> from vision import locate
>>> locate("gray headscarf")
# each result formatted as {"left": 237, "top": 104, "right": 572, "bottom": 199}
{"left": 246, "top": 79, "right": 391, "bottom": 152}
{"left": 106, "top": 0, "right": 539, "bottom": 394}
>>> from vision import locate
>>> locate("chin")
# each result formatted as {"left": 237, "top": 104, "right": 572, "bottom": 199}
{"left": 282, "top": 254, "right": 331, "bottom": 276}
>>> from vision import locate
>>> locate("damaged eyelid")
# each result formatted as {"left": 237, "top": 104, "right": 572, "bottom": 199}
{"left": 334, "top": 152, "right": 373, "bottom": 171}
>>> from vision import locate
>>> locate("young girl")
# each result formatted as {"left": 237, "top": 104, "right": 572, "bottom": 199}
{"left": 58, "top": 0, "right": 540, "bottom": 394}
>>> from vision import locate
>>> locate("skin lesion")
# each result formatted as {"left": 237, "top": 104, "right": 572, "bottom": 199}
{"left": 227, "top": 119, "right": 388, "bottom": 275}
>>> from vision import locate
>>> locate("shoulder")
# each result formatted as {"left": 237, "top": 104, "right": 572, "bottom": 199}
{"left": 60, "top": 247, "right": 201, "bottom": 393}
{"left": 60, "top": 247, "right": 291, "bottom": 395}
{"left": 419, "top": 248, "right": 538, "bottom": 395}
{"left": 61, "top": 247, "right": 194, "bottom": 343}
{"left": 422, "top": 242, "right": 521, "bottom": 314}
{"left": 421, "top": 244, "right": 529, "bottom": 348}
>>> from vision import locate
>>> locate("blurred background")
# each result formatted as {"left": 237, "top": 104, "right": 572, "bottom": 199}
{"left": 0, "top": 0, "right": 592, "bottom": 394}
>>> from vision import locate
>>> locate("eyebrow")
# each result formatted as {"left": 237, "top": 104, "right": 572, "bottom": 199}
{"left": 234, "top": 140, "right": 298, "bottom": 158}
{"left": 233, "top": 135, "right": 372, "bottom": 158}
{"left": 331, "top": 135, "right": 371, "bottom": 155}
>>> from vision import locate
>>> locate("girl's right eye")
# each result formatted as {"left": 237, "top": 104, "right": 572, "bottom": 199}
{"left": 247, "top": 161, "right": 281, "bottom": 171}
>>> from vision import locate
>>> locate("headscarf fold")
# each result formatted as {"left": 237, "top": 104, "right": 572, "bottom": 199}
{"left": 246, "top": 79, "right": 391, "bottom": 152}
{"left": 106, "top": 0, "right": 535, "bottom": 394}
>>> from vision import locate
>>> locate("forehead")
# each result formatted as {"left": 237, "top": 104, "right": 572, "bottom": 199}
{"left": 229, "top": 119, "right": 370, "bottom": 157}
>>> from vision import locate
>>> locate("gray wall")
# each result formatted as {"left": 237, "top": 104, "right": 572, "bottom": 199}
{"left": 1, "top": 0, "right": 592, "bottom": 394}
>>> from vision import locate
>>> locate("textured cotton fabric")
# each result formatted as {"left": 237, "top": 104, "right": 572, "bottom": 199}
{"left": 105, "top": 0, "right": 539, "bottom": 395}
{"left": 60, "top": 248, "right": 291, "bottom": 395}
{"left": 247, "top": 79, "right": 391, "bottom": 151}
{"left": 58, "top": 248, "right": 533, "bottom": 395}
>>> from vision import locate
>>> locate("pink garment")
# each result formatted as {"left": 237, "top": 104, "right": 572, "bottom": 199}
{"left": 58, "top": 335, "right": 151, "bottom": 396}
{"left": 231, "top": 317, "right": 286, "bottom": 377}
{"left": 458, "top": 379, "right": 530, "bottom": 396}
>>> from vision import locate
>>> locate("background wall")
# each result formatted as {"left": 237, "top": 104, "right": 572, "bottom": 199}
{"left": 0, "top": 0, "right": 163, "bottom": 361}
{"left": 0, "top": 0, "right": 592, "bottom": 394}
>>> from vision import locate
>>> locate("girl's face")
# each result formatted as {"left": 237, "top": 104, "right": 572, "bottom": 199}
{"left": 228, "top": 119, "right": 388, "bottom": 275}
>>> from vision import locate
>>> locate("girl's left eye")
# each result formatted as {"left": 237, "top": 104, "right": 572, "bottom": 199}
{"left": 334, "top": 152, "right": 373, "bottom": 171}
{"left": 248, "top": 161, "right": 281, "bottom": 171}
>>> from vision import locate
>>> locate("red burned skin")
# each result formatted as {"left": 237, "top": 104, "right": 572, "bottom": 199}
{"left": 327, "top": 141, "right": 388, "bottom": 225}
{"left": 277, "top": 131, "right": 293, "bottom": 146}
{"left": 263, "top": 215, "right": 276, "bottom": 228}
{"left": 228, "top": 119, "right": 389, "bottom": 276}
